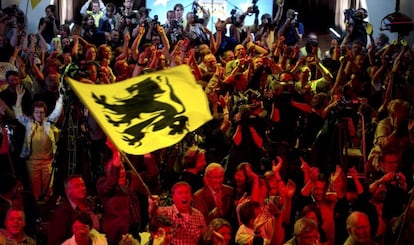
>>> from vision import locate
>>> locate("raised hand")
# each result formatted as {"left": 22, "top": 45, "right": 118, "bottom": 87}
{"left": 106, "top": 139, "right": 121, "bottom": 167}
{"left": 119, "top": 233, "right": 140, "bottom": 245}
{"left": 272, "top": 156, "right": 283, "bottom": 173}
{"left": 16, "top": 84, "right": 25, "bottom": 98}
{"left": 284, "top": 179, "right": 296, "bottom": 198}
{"left": 330, "top": 165, "right": 343, "bottom": 182}
{"left": 300, "top": 157, "right": 309, "bottom": 172}
{"left": 348, "top": 166, "right": 358, "bottom": 178}
{"left": 245, "top": 164, "right": 259, "bottom": 181}
{"left": 153, "top": 228, "right": 166, "bottom": 245}
{"left": 309, "top": 167, "right": 320, "bottom": 181}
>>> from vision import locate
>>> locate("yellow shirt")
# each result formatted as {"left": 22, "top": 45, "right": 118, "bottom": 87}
{"left": 30, "top": 123, "right": 53, "bottom": 160}
{"left": 87, "top": 10, "right": 104, "bottom": 27}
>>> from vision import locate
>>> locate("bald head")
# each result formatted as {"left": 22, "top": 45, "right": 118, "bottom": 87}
{"left": 346, "top": 211, "right": 371, "bottom": 243}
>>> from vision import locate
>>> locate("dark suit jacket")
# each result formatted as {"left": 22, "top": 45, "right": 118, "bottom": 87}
{"left": 97, "top": 166, "right": 149, "bottom": 244}
{"left": 193, "top": 184, "right": 234, "bottom": 224}
{"left": 47, "top": 200, "right": 77, "bottom": 245}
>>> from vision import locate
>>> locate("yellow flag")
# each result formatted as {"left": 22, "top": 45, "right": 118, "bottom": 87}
{"left": 31, "top": 0, "right": 42, "bottom": 9}
{"left": 67, "top": 65, "right": 212, "bottom": 155}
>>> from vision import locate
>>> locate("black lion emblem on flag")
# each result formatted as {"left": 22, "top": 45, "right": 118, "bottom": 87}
{"left": 92, "top": 76, "right": 189, "bottom": 146}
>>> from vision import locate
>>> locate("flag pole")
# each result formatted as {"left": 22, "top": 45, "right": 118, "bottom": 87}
{"left": 120, "top": 151, "right": 152, "bottom": 196}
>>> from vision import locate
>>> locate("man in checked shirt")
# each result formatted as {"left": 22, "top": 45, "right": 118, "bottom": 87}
{"left": 149, "top": 182, "right": 206, "bottom": 245}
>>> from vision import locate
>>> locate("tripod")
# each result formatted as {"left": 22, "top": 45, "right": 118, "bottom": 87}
{"left": 39, "top": 86, "right": 83, "bottom": 200}
{"left": 336, "top": 111, "right": 366, "bottom": 173}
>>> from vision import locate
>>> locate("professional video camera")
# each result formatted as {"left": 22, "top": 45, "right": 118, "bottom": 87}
{"left": 343, "top": 8, "right": 368, "bottom": 46}
{"left": 233, "top": 89, "right": 263, "bottom": 119}
{"left": 230, "top": 9, "right": 246, "bottom": 27}
{"left": 331, "top": 95, "right": 361, "bottom": 119}
{"left": 166, "top": 19, "right": 183, "bottom": 43}
{"left": 251, "top": 0, "right": 260, "bottom": 18}
{"left": 192, "top": 1, "right": 205, "bottom": 24}
{"left": 152, "top": 15, "right": 160, "bottom": 25}
{"left": 229, "top": 0, "right": 260, "bottom": 27}
{"left": 344, "top": 8, "right": 367, "bottom": 27}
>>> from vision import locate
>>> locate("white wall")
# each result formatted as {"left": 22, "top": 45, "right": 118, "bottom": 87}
{"left": 19, "top": 0, "right": 53, "bottom": 34}
{"left": 2, "top": 0, "right": 52, "bottom": 35}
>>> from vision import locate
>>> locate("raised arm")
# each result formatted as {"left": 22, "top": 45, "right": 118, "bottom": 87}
{"left": 273, "top": 0, "right": 284, "bottom": 27}
{"left": 80, "top": 0, "right": 92, "bottom": 16}
{"left": 13, "top": 85, "right": 29, "bottom": 123}
{"left": 48, "top": 94, "right": 64, "bottom": 123}
{"left": 330, "top": 54, "right": 350, "bottom": 94}
{"left": 204, "top": 27, "right": 217, "bottom": 55}
{"left": 96, "top": 140, "right": 123, "bottom": 195}
{"left": 116, "top": 31, "right": 131, "bottom": 61}
{"left": 213, "top": 19, "right": 224, "bottom": 54}
{"left": 157, "top": 24, "right": 170, "bottom": 52}
{"left": 131, "top": 25, "right": 146, "bottom": 61}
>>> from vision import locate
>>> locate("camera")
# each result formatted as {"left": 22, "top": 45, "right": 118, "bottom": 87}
{"left": 151, "top": 15, "right": 160, "bottom": 25}
{"left": 192, "top": 2, "right": 205, "bottom": 24}
{"left": 230, "top": 9, "right": 247, "bottom": 28}
{"left": 233, "top": 89, "right": 262, "bottom": 118}
{"left": 344, "top": 8, "right": 366, "bottom": 26}
{"left": 193, "top": 15, "right": 205, "bottom": 24}
{"left": 251, "top": 0, "right": 260, "bottom": 18}
{"left": 331, "top": 95, "right": 360, "bottom": 118}
{"left": 344, "top": 8, "right": 356, "bottom": 25}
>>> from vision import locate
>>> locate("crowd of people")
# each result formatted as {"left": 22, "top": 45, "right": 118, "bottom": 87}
{"left": 1, "top": 0, "right": 414, "bottom": 244}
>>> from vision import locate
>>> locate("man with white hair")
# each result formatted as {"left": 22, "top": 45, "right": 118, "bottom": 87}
{"left": 193, "top": 163, "right": 234, "bottom": 224}
{"left": 344, "top": 211, "right": 376, "bottom": 245}
{"left": 283, "top": 217, "right": 320, "bottom": 245}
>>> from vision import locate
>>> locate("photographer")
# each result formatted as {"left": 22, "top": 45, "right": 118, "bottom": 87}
{"left": 367, "top": 99, "right": 414, "bottom": 180}
{"left": 367, "top": 150, "right": 409, "bottom": 244}
{"left": 277, "top": 8, "right": 304, "bottom": 46}
{"left": 227, "top": 3, "right": 258, "bottom": 45}
{"left": 368, "top": 99, "right": 414, "bottom": 189}
{"left": 252, "top": 0, "right": 285, "bottom": 49}
{"left": 163, "top": 10, "right": 184, "bottom": 46}
{"left": 184, "top": 1, "right": 210, "bottom": 46}
{"left": 342, "top": 8, "right": 370, "bottom": 48}
{"left": 40, "top": 4, "right": 59, "bottom": 44}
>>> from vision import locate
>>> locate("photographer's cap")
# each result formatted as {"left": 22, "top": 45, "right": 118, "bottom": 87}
{"left": 139, "top": 6, "right": 151, "bottom": 13}
{"left": 286, "top": 9, "right": 297, "bottom": 19}
{"left": 261, "top": 13, "right": 271, "bottom": 21}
